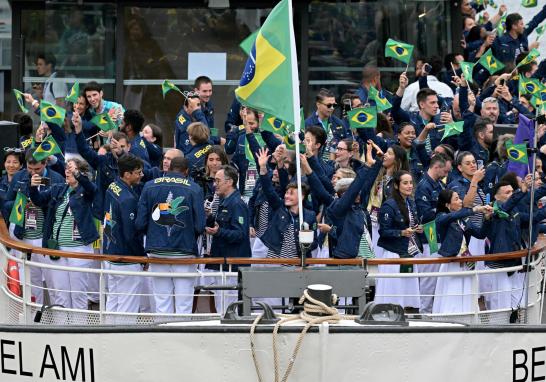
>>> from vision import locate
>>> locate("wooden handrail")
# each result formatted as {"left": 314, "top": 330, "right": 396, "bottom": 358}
{"left": 1, "top": 213, "right": 545, "bottom": 266}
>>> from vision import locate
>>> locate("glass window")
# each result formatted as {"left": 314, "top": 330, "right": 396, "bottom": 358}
{"left": 306, "top": 1, "right": 449, "bottom": 112}
{"left": 122, "top": 7, "right": 269, "bottom": 146}
{"left": 21, "top": 4, "right": 116, "bottom": 109}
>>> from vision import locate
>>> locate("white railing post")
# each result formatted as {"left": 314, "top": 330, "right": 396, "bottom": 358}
{"left": 99, "top": 261, "right": 106, "bottom": 324}
{"left": 471, "top": 267, "right": 480, "bottom": 325}
{"left": 21, "top": 252, "right": 33, "bottom": 324}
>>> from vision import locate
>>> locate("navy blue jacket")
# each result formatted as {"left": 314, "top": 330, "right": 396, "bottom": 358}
{"left": 5, "top": 168, "right": 65, "bottom": 240}
{"left": 103, "top": 177, "right": 145, "bottom": 258}
{"left": 259, "top": 172, "right": 316, "bottom": 255}
{"left": 129, "top": 135, "right": 150, "bottom": 164}
{"left": 326, "top": 160, "right": 382, "bottom": 258}
{"left": 377, "top": 198, "right": 424, "bottom": 256}
{"left": 174, "top": 107, "right": 209, "bottom": 154}
{"left": 224, "top": 98, "right": 243, "bottom": 133}
{"left": 135, "top": 173, "right": 205, "bottom": 256}
{"left": 143, "top": 139, "right": 162, "bottom": 169}
{"left": 492, "top": 5, "right": 546, "bottom": 64}
{"left": 209, "top": 189, "right": 250, "bottom": 268}
{"left": 436, "top": 208, "right": 489, "bottom": 257}
{"left": 457, "top": 111, "right": 489, "bottom": 166}
{"left": 484, "top": 160, "right": 508, "bottom": 197}
{"left": 202, "top": 101, "right": 214, "bottom": 129}
{"left": 304, "top": 112, "right": 352, "bottom": 154}
{"left": 0, "top": 174, "right": 10, "bottom": 223}
{"left": 185, "top": 142, "right": 212, "bottom": 174}
{"left": 75, "top": 131, "right": 120, "bottom": 218}
{"left": 415, "top": 173, "right": 444, "bottom": 224}
{"left": 447, "top": 176, "right": 486, "bottom": 207}
{"left": 483, "top": 190, "right": 528, "bottom": 268}
{"left": 29, "top": 173, "right": 99, "bottom": 247}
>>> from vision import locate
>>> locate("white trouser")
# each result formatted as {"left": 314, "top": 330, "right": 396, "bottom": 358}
{"left": 105, "top": 262, "right": 142, "bottom": 324}
{"left": 51, "top": 245, "right": 94, "bottom": 310}
{"left": 23, "top": 238, "right": 56, "bottom": 306}
{"left": 148, "top": 263, "right": 197, "bottom": 314}
{"left": 415, "top": 244, "right": 441, "bottom": 313}
{"left": 139, "top": 272, "right": 155, "bottom": 313}
{"left": 87, "top": 259, "right": 101, "bottom": 303}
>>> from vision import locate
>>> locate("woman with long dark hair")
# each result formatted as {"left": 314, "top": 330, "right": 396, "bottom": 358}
{"left": 376, "top": 170, "right": 423, "bottom": 309}
{"left": 0, "top": 149, "right": 24, "bottom": 223}
{"left": 433, "top": 189, "right": 491, "bottom": 313}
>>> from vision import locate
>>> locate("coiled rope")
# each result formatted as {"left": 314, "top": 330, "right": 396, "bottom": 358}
{"left": 250, "top": 289, "right": 357, "bottom": 382}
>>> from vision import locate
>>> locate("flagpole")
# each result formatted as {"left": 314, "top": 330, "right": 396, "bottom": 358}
{"left": 524, "top": 107, "right": 539, "bottom": 323}
{"left": 287, "top": 0, "right": 307, "bottom": 268}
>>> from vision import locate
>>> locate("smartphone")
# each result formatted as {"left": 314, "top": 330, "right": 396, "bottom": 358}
{"left": 476, "top": 160, "right": 484, "bottom": 170}
{"left": 40, "top": 177, "right": 50, "bottom": 186}
{"left": 423, "top": 63, "right": 432, "bottom": 75}
{"left": 499, "top": 79, "right": 505, "bottom": 86}
{"left": 537, "top": 114, "right": 546, "bottom": 125}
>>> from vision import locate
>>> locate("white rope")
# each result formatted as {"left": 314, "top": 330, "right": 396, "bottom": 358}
{"left": 249, "top": 289, "right": 357, "bottom": 382}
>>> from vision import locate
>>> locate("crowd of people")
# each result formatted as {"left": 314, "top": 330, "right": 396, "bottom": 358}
{"left": 0, "top": 2, "right": 546, "bottom": 319}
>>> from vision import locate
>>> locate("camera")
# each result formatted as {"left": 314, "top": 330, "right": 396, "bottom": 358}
{"left": 206, "top": 214, "right": 216, "bottom": 228}
{"left": 191, "top": 166, "right": 213, "bottom": 190}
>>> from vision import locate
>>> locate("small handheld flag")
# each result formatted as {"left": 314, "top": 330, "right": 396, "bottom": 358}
{"left": 161, "top": 80, "right": 182, "bottom": 98}
{"left": 33, "top": 135, "right": 62, "bottom": 161}
{"left": 245, "top": 134, "right": 265, "bottom": 163}
{"left": 517, "top": 49, "right": 540, "bottom": 68}
{"left": 441, "top": 121, "right": 464, "bottom": 141}
{"left": 460, "top": 62, "right": 475, "bottom": 83}
{"left": 497, "top": 15, "right": 507, "bottom": 35}
{"left": 385, "top": 38, "right": 414, "bottom": 65}
{"left": 423, "top": 220, "right": 438, "bottom": 253}
{"left": 12, "top": 89, "right": 28, "bottom": 113}
{"left": 261, "top": 113, "right": 289, "bottom": 136}
{"left": 522, "top": 0, "right": 537, "bottom": 7}
{"left": 90, "top": 113, "right": 116, "bottom": 132}
{"left": 65, "top": 82, "right": 79, "bottom": 103}
{"left": 493, "top": 201, "right": 510, "bottom": 219}
{"left": 9, "top": 192, "right": 27, "bottom": 227}
{"left": 40, "top": 101, "right": 66, "bottom": 127}
{"left": 368, "top": 86, "right": 392, "bottom": 112}
{"left": 505, "top": 140, "right": 528, "bottom": 164}
{"left": 519, "top": 77, "right": 541, "bottom": 95}
{"left": 478, "top": 49, "right": 505, "bottom": 75}
{"left": 347, "top": 107, "right": 377, "bottom": 129}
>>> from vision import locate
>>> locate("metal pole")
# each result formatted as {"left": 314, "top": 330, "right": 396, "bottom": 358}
{"left": 524, "top": 110, "right": 539, "bottom": 323}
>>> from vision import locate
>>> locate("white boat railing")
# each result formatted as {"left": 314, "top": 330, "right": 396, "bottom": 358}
{"left": 0, "top": 239, "right": 545, "bottom": 326}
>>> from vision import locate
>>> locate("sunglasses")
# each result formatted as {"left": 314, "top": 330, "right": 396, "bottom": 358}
{"left": 321, "top": 102, "right": 337, "bottom": 109}
{"left": 4, "top": 147, "right": 24, "bottom": 153}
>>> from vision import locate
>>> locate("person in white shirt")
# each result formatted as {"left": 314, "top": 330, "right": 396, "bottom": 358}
{"left": 401, "top": 57, "right": 454, "bottom": 112}
{"left": 35, "top": 53, "right": 67, "bottom": 107}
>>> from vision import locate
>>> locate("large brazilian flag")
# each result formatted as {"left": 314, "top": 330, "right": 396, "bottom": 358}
{"left": 235, "top": 0, "right": 298, "bottom": 127}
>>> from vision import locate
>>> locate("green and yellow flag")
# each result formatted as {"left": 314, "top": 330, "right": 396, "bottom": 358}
{"left": 506, "top": 140, "right": 528, "bottom": 164}
{"left": 261, "top": 113, "right": 289, "bottom": 136}
{"left": 239, "top": 30, "right": 259, "bottom": 56}
{"left": 460, "top": 61, "right": 475, "bottom": 83}
{"left": 12, "top": 89, "right": 28, "bottom": 113}
{"left": 519, "top": 77, "right": 542, "bottom": 95}
{"left": 531, "top": 87, "right": 546, "bottom": 109}
{"left": 347, "top": 106, "right": 377, "bottom": 129}
{"left": 9, "top": 192, "right": 27, "bottom": 227}
{"left": 90, "top": 113, "right": 116, "bottom": 132}
{"left": 245, "top": 133, "right": 265, "bottom": 163}
{"left": 161, "top": 80, "right": 182, "bottom": 98}
{"left": 368, "top": 86, "right": 392, "bottom": 112}
{"left": 33, "top": 135, "right": 62, "bottom": 161}
{"left": 493, "top": 201, "right": 510, "bottom": 219}
{"left": 40, "top": 101, "right": 66, "bottom": 127}
{"left": 441, "top": 121, "right": 464, "bottom": 141}
{"left": 478, "top": 49, "right": 505, "bottom": 75}
{"left": 522, "top": 0, "right": 537, "bottom": 7}
{"left": 65, "top": 82, "right": 79, "bottom": 103}
{"left": 235, "top": 0, "right": 298, "bottom": 127}
{"left": 517, "top": 49, "right": 540, "bottom": 68}
{"left": 385, "top": 38, "right": 414, "bottom": 65}
{"left": 497, "top": 15, "right": 507, "bottom": 35}
{"left": 423, "top": 220, "right": 438, "bottom": 253}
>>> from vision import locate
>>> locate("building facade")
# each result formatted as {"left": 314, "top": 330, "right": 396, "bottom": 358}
{"left": 6, "top": 0, "right": 458, "bottom": 145}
